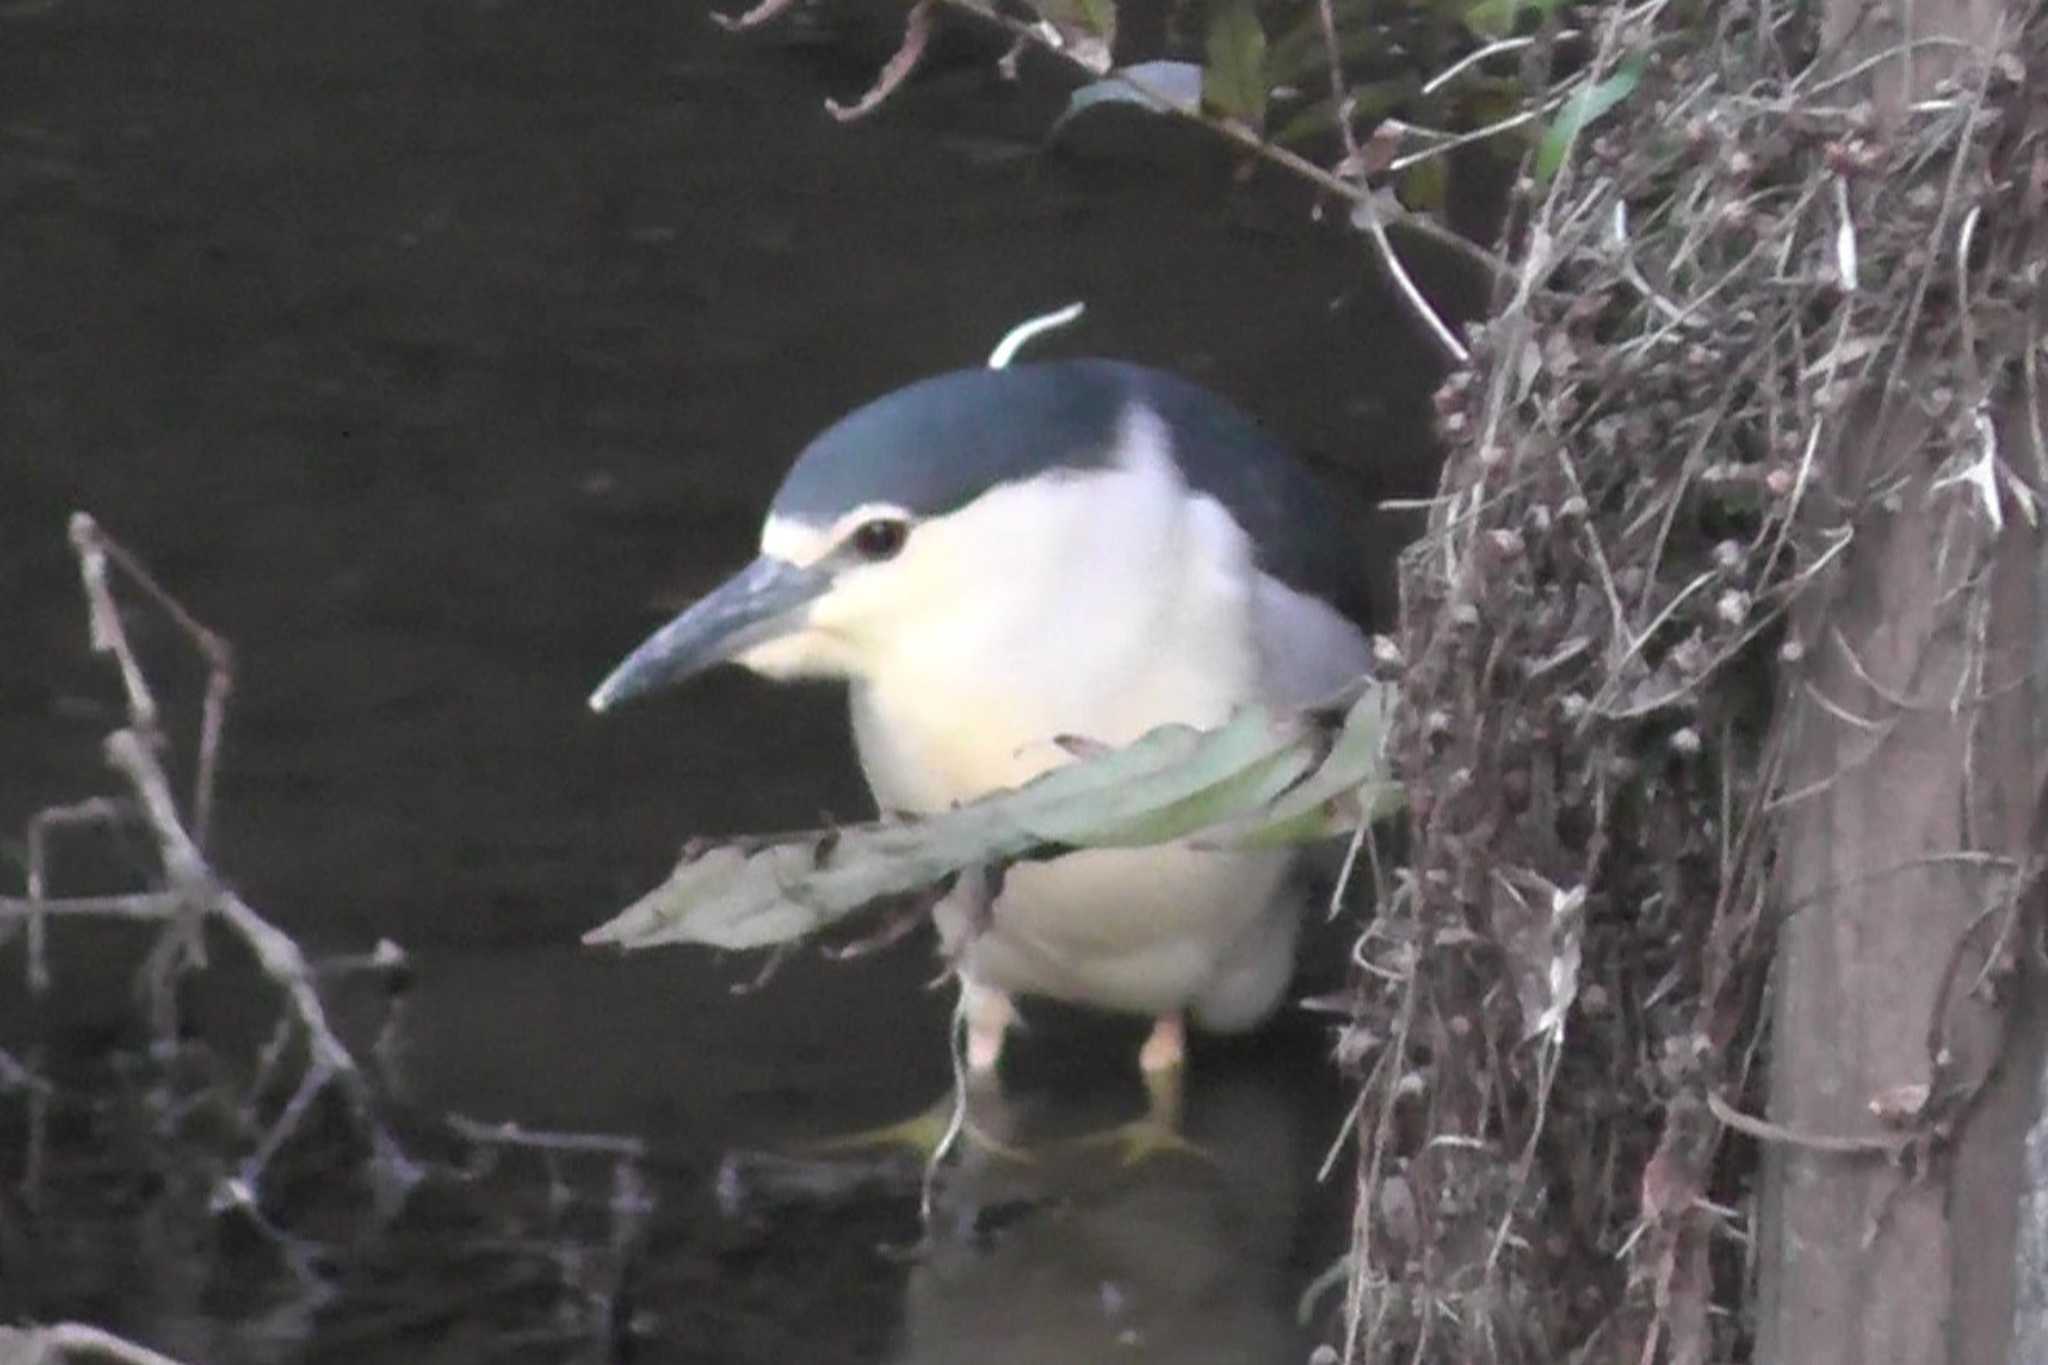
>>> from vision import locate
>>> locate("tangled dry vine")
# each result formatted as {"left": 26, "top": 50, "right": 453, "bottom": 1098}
{"left": 1349, "top": 3, "right": 2044, "bottom": 1360}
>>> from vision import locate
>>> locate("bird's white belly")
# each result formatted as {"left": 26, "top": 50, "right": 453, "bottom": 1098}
{"left": 936, "top": 841, "right": 1299, "bottom": 1028}
{"left": 834, "top": 452, "right": 1357, "bottom": 1033}
{"left": 849, "top": 681, "right": 1303, "bottom": 1029}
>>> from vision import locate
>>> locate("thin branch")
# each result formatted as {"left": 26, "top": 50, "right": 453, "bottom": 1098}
{"left": 105, "top": 726, "right": 415, "bottom": 1202}
{"left": 4, "top": 1325, "right": 194, "bottom": 1365}
{"left": 1313, "top": 0, "right": 1363, "bottom": 174}
{"left": 0, "top": 890, "right": 186, "bottom": 921}
{"left": 926, "top": 0, "right": 1494, "bottom": 358}
{"left": 24, "top": 514, "right": 422, "bottom": 1208}
{"left": 18, "top": 795, "right": 133, "bottom": 993}
{"left": 708, "top": 0, "right": 801, "bottom": 32}
{"left": 448, "top": 1113, "right": 648, "bottom": 1159}
{"left": 1422, "top": 35, "right": 1544, "bottom": 97}
{"left": 1706, "top": 1088, "right": 1910, "bottom": 1155}
{"left": 70, "top": 514, "right": 234, "bottom": 851}
{"left": 826, "top": 0, "right": 935, "bottom": 124}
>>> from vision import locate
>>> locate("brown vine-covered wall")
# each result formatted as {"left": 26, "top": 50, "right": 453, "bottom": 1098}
{"left": 1345, "top": 3, "right": 2048, "bottom": 1360}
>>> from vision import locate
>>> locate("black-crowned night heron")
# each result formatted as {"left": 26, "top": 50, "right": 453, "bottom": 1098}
{"left": 590, "top": 355, "right": 1371, "bottom": 1084}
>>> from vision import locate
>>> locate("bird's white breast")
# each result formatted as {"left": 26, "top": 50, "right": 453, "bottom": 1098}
{"left": 845, "top": 404, "right": 1363, "bottom": 1023}
{"left": 849, "top": 405, "right": 1264, "bottom": 812}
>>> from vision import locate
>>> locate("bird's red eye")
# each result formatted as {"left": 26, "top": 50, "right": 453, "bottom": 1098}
{"left": 850, "top": 518, "right": 908, "bottom": 561}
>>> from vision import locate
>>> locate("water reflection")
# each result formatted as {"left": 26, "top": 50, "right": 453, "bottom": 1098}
{"left": 341, "top": 923, "right": 1354, "bottom": 1362}
{"left": 887, "top": 1067, "right": 1316, "bottom": 1363}
{"left": 384, "top": 942, "right": 1344, "bottom": 1358}
{"left": 3, "top": 851, "right": 1347, "bottom": 1362}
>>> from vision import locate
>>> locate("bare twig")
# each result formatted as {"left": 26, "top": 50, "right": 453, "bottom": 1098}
{"left": 103, "top": 726, "right": 416, "bottom": 1199}
{"left": 924, "top": 0, "right": 1498, "bottom": 357}
{"left": 17, "top": 796, "right": 133, "bottom": 993}
{"left": 448, "top": 1113, "right": 648, "bottom": 1159}
{"left": 0, "top": 890, "right": 187, "bottom": 921}
{"left": 1314, "top": 0, "right": 1363, "bottom": 172}
{"left": 0, "top": 1324, "right": 194, "bottom": 1365}
{"left": 70, "top": 514, "right": 234, "bottom": 850}
{"left": 1705, "top": 1088, "right": 1909, "bottom": 1155}
{"left": 14, "top": 514, "right": 420, "bottom": 1211}
{"left": 708, "top": 0, "right": 800, "bottom": 32}
{"left": 826, "top": 0, "right": 935, "bottom": 123}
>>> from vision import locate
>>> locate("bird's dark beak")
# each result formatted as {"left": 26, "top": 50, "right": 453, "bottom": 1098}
{"left": 588, "top": 555, "right": 830, "bottom": 712}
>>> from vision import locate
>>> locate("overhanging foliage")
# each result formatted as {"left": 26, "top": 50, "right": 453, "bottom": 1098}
{"left": 586, "top": 685, "right": 1399, "bottom": 952}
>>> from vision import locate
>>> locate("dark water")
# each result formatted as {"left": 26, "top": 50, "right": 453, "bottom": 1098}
{"left": 1, "top": 0, "right": 1447, "bottom": 1358}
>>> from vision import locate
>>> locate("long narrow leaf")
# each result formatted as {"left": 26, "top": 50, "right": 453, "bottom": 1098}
{"left": 1464, "top": 0, "right": 1567, "bottom": 40}
{"left": 585, "top": 685, "right": 1399, "bottom": 953}
{"left": 1203, "top": 0, "right": 1269, "bottom": 128}
{"left": 1535, "top": 57, "right": 1642, "bottom": 184}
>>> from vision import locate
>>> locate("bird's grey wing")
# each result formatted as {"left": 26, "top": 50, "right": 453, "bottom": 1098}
{"left": 1250, "top": 571, "right": 1373, "bottom": 708}
{"left": 1105, "top": 362, "right": 1375, "bottom": 629}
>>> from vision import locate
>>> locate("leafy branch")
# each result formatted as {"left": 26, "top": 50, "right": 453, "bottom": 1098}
{"left": 585, "top": 684, "right": 1398, "bottom": 953}
{"left": 702, "top": 0, "right": 1632, "bottom": 364}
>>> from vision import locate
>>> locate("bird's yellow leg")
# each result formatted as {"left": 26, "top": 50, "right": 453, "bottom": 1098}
{"left": 963, "top": 980, "right": 1019, "bottom": 1075}
{"left": 796, "top": 984, "right": 1031, "bottom": 1163}
{"left": 1068, "top": 1012, "right": 1210, "bottom": 1166}
{"left": 1137, "top": 1011, "right": 1186, "bottom": 1075}
{"left": 796, "top": 1082, "right": 1035, "bottom": 1163}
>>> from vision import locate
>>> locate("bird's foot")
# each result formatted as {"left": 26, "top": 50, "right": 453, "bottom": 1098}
{"left": 797, "top": 1087, "right": 1035, "bottom": 1165}
{"left": 1068, "top": 1112, "right": 1210, "bottom": 1167}
{"left": 1065, "top": 1052, "right": 1211, "bottom": 1167}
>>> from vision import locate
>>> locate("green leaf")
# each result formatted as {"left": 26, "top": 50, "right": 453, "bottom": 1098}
{"left": 1264, "top": 9, "right": 1388, "bottom": 85}
{"left": 1464, "top": 0, "right": 1565, "bottom": 40}
{"left": 1074, "top": 0, "right": 1116, "bottom": 38}
{"left": 1270, "top": 92, "right": 1342, "bottom": 147}
{"left": 1534, "top": 56, "right": 1641, "bottom": 184}
{"left": 1032, "top": 0, "right": 1117, "bottom": 66}
{"left": 1268, "top": 79, "right": 1411, "bottom": 149}
{"left": 1398, "top": 151, "right": 1449, "bottom": 213}
{"left": 1206, "top": 687, "right": 1404, "bottom": 846}
{"left": 584, "top": 685, "right": 1400, "bottom": 954}
{"left": 1457, "top": 84, "right": 1537, "bottom": 163}
{"left": 1203, "top": 0, "right": 1269, "bottom": 128}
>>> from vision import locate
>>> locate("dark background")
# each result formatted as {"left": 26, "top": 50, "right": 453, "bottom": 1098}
{"left": 0, "top": 0, "right": 1450, "bottom": 1358}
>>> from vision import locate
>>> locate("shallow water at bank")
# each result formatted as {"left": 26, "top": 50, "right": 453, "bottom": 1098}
{"left": 0, "top": 0, "right": 1445, "bottom": 1356}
